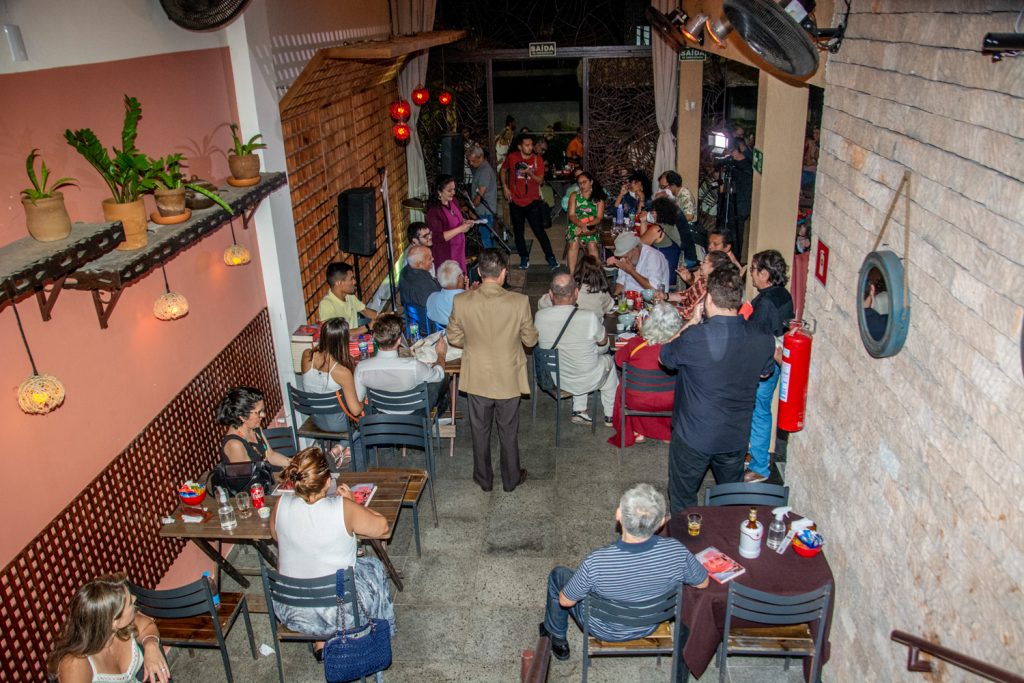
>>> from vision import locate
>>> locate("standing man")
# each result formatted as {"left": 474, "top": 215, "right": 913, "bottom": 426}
{"left": 659, "top": 266, "right": 775, "bottom": 514}
{"left": 447, "top": 249, "right": 537, "bottom": 492}
{"left": 467, "top": 145, "right": 498, "bottom": 249}
{"left": 500, "top": 133, "right": 559, "bottom": 271}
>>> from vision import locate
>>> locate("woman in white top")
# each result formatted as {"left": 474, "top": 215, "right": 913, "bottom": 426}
{"left": 537, "top": 254, "right": 615, "bottom": 316}
{"left": 270, "top": 447, "right": 394, "bottom": 662}
{"left": 300, "top": 318, "right": 363, "bottom": 465}
{"left": 48, "top": 574, "right": 170, "bottom": 683}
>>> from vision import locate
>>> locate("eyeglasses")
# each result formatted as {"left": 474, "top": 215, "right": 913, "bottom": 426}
{"left": 251, "top": 409, "right": 267, "bottom": 417}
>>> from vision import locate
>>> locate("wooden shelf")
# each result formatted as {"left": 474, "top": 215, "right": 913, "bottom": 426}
{"left": 65, "top": 172, "right": 287, "bottom": 328}
{"left": 0, "top": 221, "right": 126, "bottom": 318}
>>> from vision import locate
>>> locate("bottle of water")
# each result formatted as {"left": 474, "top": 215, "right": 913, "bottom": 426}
{"left": 616, "top": 204, "right": 624, "bottom": 225}
{"left": 217, "top": 487, "right": 237, "bottom": 530}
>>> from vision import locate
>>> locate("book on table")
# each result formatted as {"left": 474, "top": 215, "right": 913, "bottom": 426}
{"left": 694, "top": 546, "right": 746, "bottom": 583}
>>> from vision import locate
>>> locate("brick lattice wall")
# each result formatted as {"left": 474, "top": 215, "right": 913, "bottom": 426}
{"left": 281, "top": 57, "right": 410, "bottom": 320}
{"left": 794, "top": 2, "right": 1023, "bottom": 679}
{"left": 0, "top": 310, "right": 281, "bottom": 681}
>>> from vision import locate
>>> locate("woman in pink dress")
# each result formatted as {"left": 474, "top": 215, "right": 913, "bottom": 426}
{"left": 608, "top": 303, "right": 682, "bottom": 448}
{"left": 425, "top": 174, "right": 473, "bottom": 273}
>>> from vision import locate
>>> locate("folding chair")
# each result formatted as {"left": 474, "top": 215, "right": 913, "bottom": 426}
{"left": 367, "top": 382, "right": 442, "bottom": 457}
{"left": 287, "top": 383, "right": 364, "bottom": 471}
{"left": 532, "top": 347, "right": 598, "bottom": 447}
{"left": 618, "top": 361, "right": 675, "bottom": 456}
{"left": 705, "top": 482, "right": 790, "bottom": 507}
{"left": 358, "top": 413, "right": 438, "bottom": 531}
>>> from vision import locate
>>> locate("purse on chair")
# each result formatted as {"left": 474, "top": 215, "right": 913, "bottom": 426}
{"left": 323, "top": 569, "right": 392, "bottom": 682}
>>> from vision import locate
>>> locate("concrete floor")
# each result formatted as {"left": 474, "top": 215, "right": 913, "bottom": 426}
{"left": 166, "top": 224, "right": 811, "bottom": 682}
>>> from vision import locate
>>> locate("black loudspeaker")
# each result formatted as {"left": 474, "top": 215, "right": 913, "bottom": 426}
{"left": 338, "top": 188, "right": 377, "bottom": 256}
{"left": 440, "top": 133, "right": 464, "bottom": 179}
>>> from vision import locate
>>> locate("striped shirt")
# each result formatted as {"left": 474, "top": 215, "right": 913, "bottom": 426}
{"left": 563, "top": 535, "right": 708, "bottom": 641}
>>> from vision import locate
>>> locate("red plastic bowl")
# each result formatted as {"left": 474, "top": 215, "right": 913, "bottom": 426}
{"left": 179, "top": 488, "right": 206, "bottom": 507}
{"left": 791, "top": 537, "right": 823, "bottom": 558}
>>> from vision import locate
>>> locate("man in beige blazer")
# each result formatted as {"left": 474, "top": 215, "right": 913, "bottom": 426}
{"left": 447, "top": 249, "right": 539, "bottom": 492}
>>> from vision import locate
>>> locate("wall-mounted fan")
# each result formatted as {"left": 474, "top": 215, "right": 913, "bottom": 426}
{"left": 647, "top": 0, "right": 820, "bottom": 80}
{"left": 160, "top": 0, "right": 251, "bottom": 31}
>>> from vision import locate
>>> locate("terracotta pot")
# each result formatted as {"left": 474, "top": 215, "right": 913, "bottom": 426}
{"left": 22, "top": 193, "right": 72, "bottom": 242}
{"left": 185, "top": 181, "right": 217, "bottom": 210}
{"left": 102, "top": 197, "right": 148, "bottom": 251}
{"left": 228, "top": 154, "right": 260, "bottom": 181}
{"left": 154, "top": 187, "right": 188, "bottom": 217}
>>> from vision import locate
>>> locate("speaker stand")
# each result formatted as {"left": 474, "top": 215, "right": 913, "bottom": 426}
{"left": 377, "top": 166, "right": 398, "bottom": 313}
{"left": 458, "top": 187, "right": 513, "bottom": 254}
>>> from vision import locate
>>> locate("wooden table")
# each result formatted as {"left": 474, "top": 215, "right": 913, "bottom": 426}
{"left": 442, "top": 357, "right": 461, "bottom": 457}
{"left": 160, "top": 471, "right": 410, "bottom": 590}
{"left": 665, "top": 506, "right": 834, "bottom": 681}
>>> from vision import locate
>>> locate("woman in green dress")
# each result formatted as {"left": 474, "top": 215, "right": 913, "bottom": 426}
{"left": 565, "top": 171, "right": 607, "bottom": 274}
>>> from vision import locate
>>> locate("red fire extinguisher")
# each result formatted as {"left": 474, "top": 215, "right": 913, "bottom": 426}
{"left": 778, "top": 319, "right": 814, "bottom": 432}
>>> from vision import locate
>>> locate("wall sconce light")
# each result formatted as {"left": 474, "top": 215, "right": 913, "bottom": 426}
{"left": 389, "top": 99, "right": 411, "bottom": 121}
{"left": 411, "top": 85, "right": 430, "bottom": 106}
{"left": 11, "top": 303, "right": 65, "bottom": 414}
{"left": 153, "top": 263, "right": 189, "bottom": 321}
{"left": 222, "top": 220, "right": 250, "bottom": 266}
{"left": 438, "top": 90, "right": 453, "bottom": 106}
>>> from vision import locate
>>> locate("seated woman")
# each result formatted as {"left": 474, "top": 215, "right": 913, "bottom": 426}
{"left": 216, "top": 386, "right": 295, "bottom": 472}
{"left": 537, "top": 254, "right": 615, "bottom": 316}
{"left": 299, "top": 318, "right": 364, "bottom": 461}
{"left": 607, "top": 303, "right": 682, "bottom": 448}
{"left": 270, "top": 447, "right": 395, "bottom": 661}
{"left": 48, "top": 574, "right": 170, "bottom": 683}
{"left": 565, "top": 171, "right": 607, "bottom": 274}
{"left": 613, "top": 170, "right": 651, "bottom": 218}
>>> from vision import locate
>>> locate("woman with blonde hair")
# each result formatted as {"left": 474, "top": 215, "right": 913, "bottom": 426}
{"left": 270, "top": 447, "right": 394, "bottom": 661}
{"left": 607, "top": 303, "right": 682, "bottom": 447}
{"left": 47, "top": 574, "right": 170, "bottom": 683}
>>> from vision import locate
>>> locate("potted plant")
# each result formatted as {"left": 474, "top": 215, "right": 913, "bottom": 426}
{"left": 227, "top": 123, "right": 267, "bottom": 184}
{"left": 20, "top": 149, "right": 76, "bottom": 242}
{"left": 65, "top": 95, "right": 156, "bottom": 250}
{"left": 151, "top": 153, "right": 233, "bottom": 222}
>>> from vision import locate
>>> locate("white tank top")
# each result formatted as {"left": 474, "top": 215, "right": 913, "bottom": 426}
{"left": 276, "top": 493, "right": 357, "bottom": 578}
{"left": 87, "top": 642, "right": 142, "bottom": 682}
{"left": 303, "top": 359, "right": 341, "bottom": 393}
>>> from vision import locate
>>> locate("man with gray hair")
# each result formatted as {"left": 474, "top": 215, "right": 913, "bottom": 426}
{"left": 398, "top": 244, "right": 442, "bottom": 310}
{"left": 540, "top": 483, "right": 708, "bottom": 670}
{"left": 426, "top": 259, "right": 467, "bottom": 327}
{"left": 467, "top": 144, "right": 498, "bottom": 248}
{"left": 534, "top": 271, "right": 618, "bottom": 426}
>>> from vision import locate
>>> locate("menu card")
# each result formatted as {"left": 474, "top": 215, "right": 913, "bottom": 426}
{"left": 694, "top": 546, "right": 747, "bottom": 584}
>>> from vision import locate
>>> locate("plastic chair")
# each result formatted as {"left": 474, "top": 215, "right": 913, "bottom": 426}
{"left": 531, "top": 347, "right": 597, "bottom": 447}
{"left": 128, "top": 577, "right": 256, "bottom": 683}
{"left": 618, "top": 362, "right": 675, "bottom": 456}
{"left": 259, "top": 565, "right": 369, "bottom": 683}
{"left": 358, "top": 413, "right": 438, "bottom": 529}
{"left": 705, "top": 482, "right": 790, "bottom": 507}
{"left": 404, "top": 303, "right": 437, "bottom": 338}
{"left": 581, "top": 583, "right": 685, "bottom": 683}
{"left": 367, "top": 382, "right": 442, "bottom": 457}
{"left": 287, "top": 383, "right": 364, "bottom": 471}
{"left": 717, "top": 582, "right": 832, "bottom": 683}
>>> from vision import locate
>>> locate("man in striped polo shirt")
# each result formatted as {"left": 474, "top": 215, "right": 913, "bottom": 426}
{"left": 540, "top": 483, "right": 708, "bottom": 676}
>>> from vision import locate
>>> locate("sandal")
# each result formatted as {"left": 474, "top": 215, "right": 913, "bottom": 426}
{"left": 330, "top": 444, "right": 352, "bottom": 467}
{"left": 633, "top": 433, "right": 646, "bottom": 443}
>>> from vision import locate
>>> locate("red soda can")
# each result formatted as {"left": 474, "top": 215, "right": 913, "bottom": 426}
{"left": 634, "top": 296, "right": 643, "bottom": 310}
{"left": 250, "top": 483, "right": 266, "bottom": 510}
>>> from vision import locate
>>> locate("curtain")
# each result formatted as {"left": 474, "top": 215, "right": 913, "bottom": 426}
{"left": 652, "top": 0, "right": 679, "bottom": 180}
{"left": 391, "top": 0, "right": 437, "bottom": 206}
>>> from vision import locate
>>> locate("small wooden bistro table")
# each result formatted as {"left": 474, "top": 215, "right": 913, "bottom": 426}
{"left": 160, "top": 471, "right": 410, "bottom": 590}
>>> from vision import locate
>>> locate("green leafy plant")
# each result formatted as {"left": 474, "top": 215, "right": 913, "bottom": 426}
{"left": 229, "top": 123, "right": 267, "bottom": 156}
{"left": 21, "top": 149, "right": 77, "bottom": 203}
{"left": 151, "top": 153, "right": 233, "bottom": 214}
{"left": 64, "top": 95, "right": 158, "bottom": 204}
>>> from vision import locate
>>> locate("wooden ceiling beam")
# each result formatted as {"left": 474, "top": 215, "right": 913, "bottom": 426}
{"left": 322, "top": 30, "right": 467, "bottom": 60}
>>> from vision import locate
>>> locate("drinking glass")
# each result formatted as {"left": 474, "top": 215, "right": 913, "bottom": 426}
{"left": 235, "top": 492, "right": 253, "bottom": 519}
{"left": 687, "top": 513, "right": 702, "bottom": 537}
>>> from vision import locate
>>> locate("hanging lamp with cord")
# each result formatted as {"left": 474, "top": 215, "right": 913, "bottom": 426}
{"left": 223, "top": 217, "right": 251, "bottom": 266}
{"left": 153, "top": 262, "right": 189, "bottom": 321}
{"left": 11, "top": 302, "right": 65, "bottom": 414}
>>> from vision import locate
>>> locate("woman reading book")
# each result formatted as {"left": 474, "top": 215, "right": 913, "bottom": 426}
{"left": 269, "top": 447, "right": 395, "bottom": 662}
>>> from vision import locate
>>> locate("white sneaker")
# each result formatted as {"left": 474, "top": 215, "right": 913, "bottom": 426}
{"left": 571, "top": 411, "right": 593, "bottom": 425}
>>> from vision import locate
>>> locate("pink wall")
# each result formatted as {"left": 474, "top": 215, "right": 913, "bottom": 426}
{"left": 0, "top": 48, "right": 269, "bottom": 569}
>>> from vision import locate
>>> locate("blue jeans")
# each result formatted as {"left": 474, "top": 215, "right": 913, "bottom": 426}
{"left": 748, "top": 363, "right": 780, "bottom": 477}
{"left": 477, "top": 214, "right": 495, "bottom": 248}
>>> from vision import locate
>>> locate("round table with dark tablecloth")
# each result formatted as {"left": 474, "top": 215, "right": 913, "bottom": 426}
{"left": 664, "top": 505, "right": 835, "bottom": 681}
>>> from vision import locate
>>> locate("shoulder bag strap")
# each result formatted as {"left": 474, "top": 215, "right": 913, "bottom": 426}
{"left": 551, "top": 305, "right": 578, "bottom": 350}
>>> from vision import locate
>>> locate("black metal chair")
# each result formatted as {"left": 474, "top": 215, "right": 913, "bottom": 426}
{"left": 717, "top": 582, "right": 832, "bottom": 683}
{"left": 581, "top": 583, "right": 686, "bottom": 683}
{"left": 367, "top": 382, "right": 442, "bottom": 457}
{"left": 705, "top": 482, "right": 790, "bottom": 507}
{"left": 286, "top": 383, "right": 364, "bottom": 471}
{"left": 128, "top": 577, "right": 255, "bottom": 683}
{"left": 261, "top": 425, "right": 298, "bottom": 457}
{"left": 617, "top": 361, "right": 675, "bottom": 455}
{"left": 359, "top": 413, "right": 438, "bottom": 530}
{"left": 259, "top": 565, "right": 369, "bottom": 683}
{"left": 531, "top": 347, "right": 598, "bottom": 447}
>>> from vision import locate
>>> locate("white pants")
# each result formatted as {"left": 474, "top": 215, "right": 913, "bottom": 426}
{"left": 569, "top": 355, "right": 618, "bottom": 418}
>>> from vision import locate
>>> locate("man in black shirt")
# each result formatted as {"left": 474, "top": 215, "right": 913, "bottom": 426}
{"left": 659, "top": 265, "right": 775, "bottom": 514}
{"left": 399, "top": 245, "right": 442, "bottom": 310}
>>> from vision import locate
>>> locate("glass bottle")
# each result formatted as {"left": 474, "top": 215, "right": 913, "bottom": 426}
{"left": 217, "top": 487, "right": 237, "bottom": 530}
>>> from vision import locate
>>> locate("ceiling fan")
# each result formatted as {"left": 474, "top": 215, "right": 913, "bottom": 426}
{"left": 160, "top": 0, "right": 251, "bottom": 31}
{"left": 647, "top": 0, "right": 820, "bottom": 80}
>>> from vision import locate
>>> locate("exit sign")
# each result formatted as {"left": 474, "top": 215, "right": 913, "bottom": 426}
{"left": 752, "top": 148, "right": 764, "bottom": 174}
{"left": 529, "top": 42, "right": 556, "bottom": 57}
{"left": 678, "top": 48, "right": 706, "bottom": 61}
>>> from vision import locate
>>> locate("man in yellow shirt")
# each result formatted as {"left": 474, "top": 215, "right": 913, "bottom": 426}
{"left": 317, "top": 263, "right": 377, "bottom": 334}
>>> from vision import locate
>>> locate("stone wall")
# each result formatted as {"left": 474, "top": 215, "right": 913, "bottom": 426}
{"left": 793, "top": 2, "right": 1024, "bottom": 679}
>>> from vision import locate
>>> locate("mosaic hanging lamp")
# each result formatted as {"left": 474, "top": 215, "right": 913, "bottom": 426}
{"left": 153, "top": 262, "right": 189, "bottom": 321}
{"left": 12, "top": 303, "right": 65, "bottom": 414}
{"left": 222, "top": 219, "right": 251, "bottom": 266}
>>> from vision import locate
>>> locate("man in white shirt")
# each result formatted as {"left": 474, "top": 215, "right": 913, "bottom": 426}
{"left": 355, "top": 313, "right": 449, "bottom": 411}
{"left": 608, "top": 232, "right": 669, "bottom": 296}
{"left": 534, "top": 272, "right": 618, "bottom": 426}
{"left": 426, "top": 259, "right": 466, "bottom": 327}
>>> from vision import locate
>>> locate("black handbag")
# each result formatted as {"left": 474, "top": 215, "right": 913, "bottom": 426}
{"left": 209, "top": 459, "right": 274, "bottom": 496}
{"left": 323, "top": 569, "right": 392, "bottom": 682}
{"left": 536, "top": 306, "right": 577, "bottom": 393}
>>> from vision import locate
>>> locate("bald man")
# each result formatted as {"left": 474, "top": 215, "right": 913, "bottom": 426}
{"left": 399, "top": 245, "right": 442, "bottom": 310}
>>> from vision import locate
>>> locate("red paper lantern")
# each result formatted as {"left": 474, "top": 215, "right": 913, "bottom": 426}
{"left": 438, "top": 90, "right": 453, "bottom": 106}
{"left": 393, "top": 123, "right": 411, "bottom": 142}
{"left": 389, "top": 99, "right": 411, "bottom": 121}
{"left": 411, "top": 85, "right": 430, "bottom": 106}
